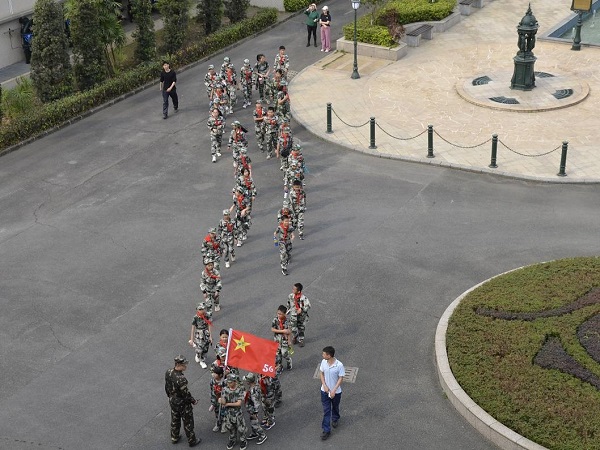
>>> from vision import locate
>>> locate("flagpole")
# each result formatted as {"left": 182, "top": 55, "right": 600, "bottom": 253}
{"left": 224, "top": 327, "right": 233, "bottom": 366}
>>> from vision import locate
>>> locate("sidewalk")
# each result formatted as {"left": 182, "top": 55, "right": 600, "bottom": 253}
{"left": 290, "top": 0, "right": 600, "bottom": 183}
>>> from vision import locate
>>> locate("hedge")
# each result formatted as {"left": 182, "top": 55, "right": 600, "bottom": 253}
{"left": 284, "top": 0, "right": 310, "bottom": 13}
{"left": 0, "top": 8, "right": 278, "bottom": 151}
{"left": 343, "top": 0, "right": 455, "bottom": 46}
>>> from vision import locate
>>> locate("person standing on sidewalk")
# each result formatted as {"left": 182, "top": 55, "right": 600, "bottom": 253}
{"left": 319, "top": 346, "right": 345, "bottom": 440}
{"left": 304, "top": 3, "right": 320, "bottom": 47}
{"left": 319, "top": 6, "right": 332, "bottom": 52}
{"left": 160, "top": 61, "right": 178, "bottom": 119}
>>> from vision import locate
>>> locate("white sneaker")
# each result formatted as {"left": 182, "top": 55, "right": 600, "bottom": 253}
{"left": 231, "top": 255, "right": 235, "bottom": 262}
{"left": 216, "top": 152, "right": 222, "bottom": 157}
{"left": 243, "top": 103, "right": 248, "bottom": 109}
{"left": 242, "top": 235, "right": 247, "bottom": 241}
{"left": 212, "top": 155, "right": 216, "bottom": 163}
{"left": 212, "top": 424, "right": 220, "bottom": 432}
{"left": 200, "top": 359, "right": 207, "bottom": 369}
{"left": 225, "top": 261, "right": 230, "bottom": 268}
{"left": 215, "top": 305, "right": 221, "bottom": 312}
{"left": 237, "top": 241, "right": 242, "bottom": 247}
{"left": 195, "top": 354, "right": 200, "bottom": 363}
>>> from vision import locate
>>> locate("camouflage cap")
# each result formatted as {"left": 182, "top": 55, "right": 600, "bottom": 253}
{"left": 208, "top": 227, "right": 217, "bottom": 234}
{"left": 243, "top": 373, "right": 256, "bottom": 383}
{"left": 226, "top": 373, "right": 238, "bottom": 383}
{"left": 232, "top": 120, "right": 241, "bottom": 126}
{"left": 196, "top": 302, "right": 206, "bottom": 311}
{"left": 223, "top": 209, "right": 230, "bottom": 215}
{"left": 208, "top": 64, "right": 215, "bottom": 70}
{"left": 217, "top": 347, "right": 227, "bottom": 358}
{"left": 174, "top": 355, "right": 189, "bottom": 365}
{"left": 243, "top": 58, "right": 250, "bottom": 65}
{"left": 224, "top": 56, "right": 230, "bottom": 63}
{"left": 293, "top": 143, "right": 302, "bottom": 150}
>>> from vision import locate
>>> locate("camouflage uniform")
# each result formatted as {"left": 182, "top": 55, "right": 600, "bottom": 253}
{"left": 277, "top": 205, "right": 296, "bottom": 229}
{"left": 204, "top": 67, "right": 219, "bottom": 101}
{"left": 277, "top": 124, "right": 293, "bottom": 172}
{"left": 234, "top": 148, "right": 252, "bottom": 179}
{"left": 221, "top": 376, "right": 248, "bottom": 449}
{"left": 201, "top": 229, "right": 222, "bottom": 269}
{"left": 240, "top": 61, "right": 254, "bottom": 108}
{"left": 165, "top": 358, "right": 199, "bottom": 445}
{"left": 243, "top": 374, "right": 267, "bottom": 442}
{"left": 200, "top": 264, "right": 222, "bottom": 316}
{"left": 191, "top": 305, "right": 212, "bottom": 366}
{"left": 259, "top": 374, "right": 277, "bottom": 428}
{"left": 253, "top": 58, "right": 270, "bottom": 102}
{"left": 232, "top": 186, "right": 252, "bottom": 245}
{"left": 209, "top": 370, "right": 226, "bottom": 432}
{"left": 210, "top": 84, "right": 229, "bottom": 116}
{"left": 207, "top": 111, "right": 225, "bottom": 161}
{"left": 266, "top": 72, "right": 282, "bottom": 106}
{"left": 272, "top": 313, "right": 293, "bottom": 372}
{"left": 220, "top": 57, "right": 232, "bottom": 78}
{"left": 264, "top": 111, "right": 280, "bottom": 159}
{"left": 218, "top": 211, "right": 237, "bottom": 268}
{"left": 237, "top": 173, "right": 257, "bottom": 200}
{"left": 253, "top": 102, "right": 266, "bottom": 152}
{"left": 288, "top": 145, "right": 305, "bottom": 172}
{"left": 275, "top": 82, "right": 291, "bottom": 122}
{"left": 274, "top": 220, "right": 294, "bottom": 274}
{"left": 287, "top": 291, "right": 311, "bottom": 345}
{"left": 222, "top": 65, "right": 237, "bottom": 114}
{"left": 289, "top": 181, "right": 306, "bottom": 239}
{"left": 228, "top": 123, "right": 249, "bottom": 171}
{"left": 274, "top": 51, "right": 290, "bottom": 80}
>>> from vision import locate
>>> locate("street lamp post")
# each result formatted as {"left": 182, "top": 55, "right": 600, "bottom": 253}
{"left": 571, "top": 0, "right": 593, "bottom": 51}
{"left": 351, "top": 0, "right": 360, "bottom": 79}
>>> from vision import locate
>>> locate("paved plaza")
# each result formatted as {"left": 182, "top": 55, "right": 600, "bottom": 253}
{"left": 1, "top": 1, "right": 599, "bottom": 450}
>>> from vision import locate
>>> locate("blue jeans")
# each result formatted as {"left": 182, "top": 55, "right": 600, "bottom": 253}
{"left": 321, "top": 390, "right": 341, "bottom": 433}
{"left": 162, "top": 89, "right": 178, "bottom": 116}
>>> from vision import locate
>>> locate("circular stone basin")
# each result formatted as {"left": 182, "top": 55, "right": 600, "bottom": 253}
{"left": 456, "top": 70, "right": 589, "bottom": 112}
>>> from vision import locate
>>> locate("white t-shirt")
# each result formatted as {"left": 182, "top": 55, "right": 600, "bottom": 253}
{"left": 320, "top": 358, "right": 345, "bottom": 394}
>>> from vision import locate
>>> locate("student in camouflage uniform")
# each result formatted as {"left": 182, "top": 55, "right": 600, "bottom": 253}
{"left": 237, "top": 167, "right": 257, "bottom": 202}
{"left": 202, "top": 227, "right": 222, "bottom": 269}
{"left": 207, "top": 107, "right": 225, "bottom": 163}
{"left": 204, "top": 64, "right": 219, "bottom": 102}
{"left": 252, "top": 100, "right": 266, "bottom": 152}
{"left": 284, "top": 160, "right": 305, "bottom": 199}
{"left": 277, "top": 202, "right": 296, "bottom": 228}
{"left": 211, "top": 346, "right": 238, "bottom": 377}
{"left": 215, "top": 329, "right": 229, "bottom": 355}
{"left": 274, "top": 46, "right": 290, "bottom": 80}
{"left": 287, "top": 282, "right": 311, "bottom": 346}
{"left": 230, "top": 185, "right": 252, "bottom": 246}
{"left": 234, "top": 147, "right": 252, "bottom": 179}
{"left": 200, "top": 260, "right": 222, "bottom": 315}
{"left": 264, "top": 107, "right": 279, "bottom": 160}
{"left": 222, "top": 64, "right": 237, "bottom": 115}
{"left": 271, "top": 304, "right": 293, "bottom": 372}
{"left": 210, "top": 82, "right": 229, "bottom": 115}
{"left": 240, "top": 59, "right": 254, "bottom": 108}
{"left": 267, "top": 69, "right": 283, "bottom": 105}
{"left": 228, "top": 121, "right": 249, "bottom": 173}
{"left": 165, "top": 355, "right": 201, "bottom": 447}
{"left": 253, "top": 54, "right": 270, "bottom": 102}
{"left": 259, "top": 374, "right": 276, "bottom": 430}
{"left": 276, "top": 121, "right": 293, "bottom": 172}
{"left": 219, "top": 373, "right": 248, "bottom": 450}
{"left": 220, "top": 56, "right": 232, "bottom": 78}
{"left": 289, "top": 177, "right": 306, "bottom": 236}
{"left": 288, "top": 143, "right": 305, "bottom": 172}
{"left": 273, "top": 215, "right": 295, "bottom": 275}
{"left": 275, "top": 80, "right": 291, "bottom": 121}
{"left": 189, "top": 302, "right": 213, "bottom": 369}
{"left": 218, "top": 210, "right": 237, "bottom": 269}
{"left": 209, "top": 366, "right": 226, "bottom": 432}
{"left": 243, "top": 373, "right": 268, "bottom": 445}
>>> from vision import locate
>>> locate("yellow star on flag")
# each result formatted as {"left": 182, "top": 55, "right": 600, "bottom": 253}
{"left": 234, "top": 335, "right": 251, "bottom": 352}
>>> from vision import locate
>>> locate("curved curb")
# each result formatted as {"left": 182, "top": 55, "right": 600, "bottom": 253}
{"left": 434, "top": 268, "right": 548, "bottom": 450}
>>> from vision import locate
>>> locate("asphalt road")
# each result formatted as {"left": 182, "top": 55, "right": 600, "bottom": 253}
{"left": 2, "top": 2, "right": 600, "bottom": 449}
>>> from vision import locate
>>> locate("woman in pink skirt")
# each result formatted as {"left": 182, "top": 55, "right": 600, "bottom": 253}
{"left": 319, "top": 6, "right": 332, "bottom": 52}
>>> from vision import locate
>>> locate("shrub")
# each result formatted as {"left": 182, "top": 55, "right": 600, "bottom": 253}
{"left": 224, "top": 0, "right": 250, "bottom": 23}
{"left": 0, "top": 8, "right": 278, "bottom": 151}
{"left": 378, "top": 0, "right": 455, "bottom": 25}
{"left": 1, "top": 77, "right": 40, "bottom": 120}
{"left": 159, "top": 0, "right": 192, "bottom": 54}
{"left": 131, "top": 0, "right": 156, "bottom": 63}
{"left": 284, "top": 0, "right": 310, "bottom": 13}
{"left": 196, "top": 0, "right": 223, "bottom": 35}
{"left": 343, "top": 16, "right": 396, "bottom": 47}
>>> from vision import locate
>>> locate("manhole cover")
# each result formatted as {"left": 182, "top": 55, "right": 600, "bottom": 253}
{"left": 472, "top": 76, "right": 492, "bottom": 86}
{"left": 535, "top": 71, "right": 555, "bottom": 78}
{"left": 553, "top": 89, "right": 574, "bottom": 99}
{"left": 489, "top": 96, "right": 520, "bottom": 105}
{"left": 313, "top": 365, "right": 359, "bottom": 383}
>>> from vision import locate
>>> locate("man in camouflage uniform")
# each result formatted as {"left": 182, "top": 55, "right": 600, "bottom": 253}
{"left": 219, "top": 373, "right": 248, "bottom": 450}
{"left": 189, "top": 302, "right": 213, "bottom": 369}
{"left": 274, "top": 45, "right": 290, "bottom": 80}
{"left": 287, "top": 282, "right": 311, "bottom": 346}
{"left": 240, "top": 59, "right": 254, "bottom": 108}
{"left": 289, "top": 179, "right": 306, "bottom": 239}
{"left": 218, "top": 209, "right": 237, "bottom": 269}
{"left": 252, "top": 100, "right": 266, "bottom": 152}
{"left": 271, "top": 304, "right": 293, "bottom": 371}
{"left": 200, "top": 260, "right": 222, "bottom": 315}
{"left": 273, "top": 215, "right": 295, "bottom": 275}
{"left": 259, "top": 374, "right": 277, "bottom": 429}
{"left": 243, "top": 373, "right": 268, "bottom": 445}
{"left": 209, "top": 366, "right": 226, "bottom": 433}
{"left": 207, "top": 107, "right": 225, "bottom": 163}
{"left": 264, "top": 107, "right": 279, "bottom": 160}
{"left": 202, "top": 227, "right": 222, "bottom": 270}
{"left": 165, "top": 355, "right": 201, "bottom": 447}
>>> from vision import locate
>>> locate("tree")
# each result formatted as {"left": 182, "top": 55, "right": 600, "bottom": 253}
{"left": 30, "top": 0, "right": 74, "bottom": 102}
{"left": 96, "top": 0, "right": 126, "bottom": 75}
{"left": 223, "top": 0, "right": 249, "bottom": 24}
{"left": 131, "top": 0, "right": 156, "bottom": 62}
{"left": 364, "top": 0, "right": 386, "bottom": 25}
{"left": 159, "top": 0, "right": 191, "bottom": 54}
{"left": 68, "top": 0, "right": 108, "bottom": 90}
{"left": 196, "top": 0, "right": 222, "bottom": 35}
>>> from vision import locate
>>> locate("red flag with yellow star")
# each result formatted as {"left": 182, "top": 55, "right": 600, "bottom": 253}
{"left": 225, "top": 328, "right": 279, "bottom": 378}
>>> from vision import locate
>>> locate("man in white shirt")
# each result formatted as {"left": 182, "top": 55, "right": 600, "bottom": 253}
{"left": 319, "top": 346, "right": 345, "bottom": 440}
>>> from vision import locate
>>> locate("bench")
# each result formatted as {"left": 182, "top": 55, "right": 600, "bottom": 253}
{"left": 459, "top": 0, "right": 484, "bottom": 15}
{"left": 405, "top": 24, "right": 434, "bottom": 47}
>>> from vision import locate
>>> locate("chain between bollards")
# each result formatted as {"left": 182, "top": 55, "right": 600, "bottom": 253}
{"left": 427, "top": 125, "right": 434, "bottom": 158}
{"left": 489, "top": 134, "right": 498, "bottom": 168}
{"left": 369, "top": 117, "right": 377, "bottom": 149}
{"left": 557, "top": 141, "right": 568, "bottom": 177}
{"left": 326, "top": 103, "right": 332, "bottom": 133}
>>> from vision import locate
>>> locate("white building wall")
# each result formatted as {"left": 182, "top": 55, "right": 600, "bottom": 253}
{"left": 250, "top": 0, "right": 285, "bottom": 12}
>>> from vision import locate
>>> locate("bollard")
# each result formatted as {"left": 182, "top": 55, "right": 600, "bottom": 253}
{"left": 369, "top": 117, "right": 377, "bottom": 149}
{"left": 489, "top": 134, "right": 498, "bottom": 168}
{"left": 326, "top": 103, "right": 332, "bottom": 133}
{"left": 427, "top": 125, "right": 434, "bottom": 158}
{"left": 557, "top": 141, "right": 568, "bottom": 177}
